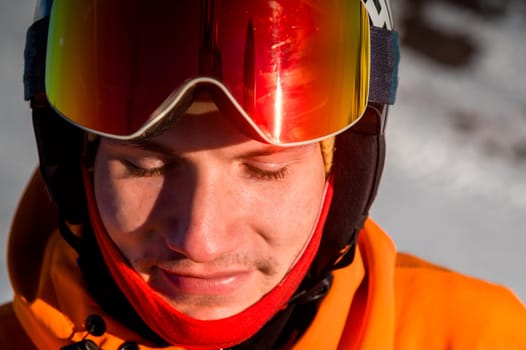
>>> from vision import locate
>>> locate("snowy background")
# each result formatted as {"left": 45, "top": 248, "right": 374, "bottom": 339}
{"left": 1, "top": 0, "right": 525, "bottom": 303}
{"left": 373, "top": 0, "right": 526, "bottom": 302}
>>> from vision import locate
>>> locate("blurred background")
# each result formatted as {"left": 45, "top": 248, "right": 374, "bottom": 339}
{"left": 1, "top": 0, "right": 525, "bottom": 303}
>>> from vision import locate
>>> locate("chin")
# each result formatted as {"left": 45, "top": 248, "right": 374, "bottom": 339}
{"left": 174, "top": 302, "right": 250, "bottom": 321}
{"left": 161, "top": 294, "right": 255, "bottom": 321}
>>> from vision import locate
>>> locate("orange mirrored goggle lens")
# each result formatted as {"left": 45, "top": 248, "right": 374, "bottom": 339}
{"left": 46, "top": 0, "right": 370, "bottom": 144}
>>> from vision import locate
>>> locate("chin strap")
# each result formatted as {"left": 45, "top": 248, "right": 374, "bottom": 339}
{"left": 288, "top": 274, "right": 334, "bottom": 305}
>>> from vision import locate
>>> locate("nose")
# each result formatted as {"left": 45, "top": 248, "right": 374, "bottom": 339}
{"left": 162, "top": 166, "right": 240, "bottom": 263}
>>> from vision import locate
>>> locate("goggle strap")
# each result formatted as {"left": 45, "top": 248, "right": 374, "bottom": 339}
{"left": 24, "top": 16, "right": 49, "bottom": 102}
{"left": 369, "top": 26, "right": 400, "bottom": 105}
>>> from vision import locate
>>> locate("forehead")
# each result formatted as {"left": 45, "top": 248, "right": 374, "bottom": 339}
{"left": 102, "top": 115, "right": 319, "bottom": 160}
{"left": 185, "top": 98, "right": 218, "bottom": 115}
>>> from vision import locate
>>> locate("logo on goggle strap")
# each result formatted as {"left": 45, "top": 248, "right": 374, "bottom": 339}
{"left": 364, "top": 0, "right": 394, "bottom": 30}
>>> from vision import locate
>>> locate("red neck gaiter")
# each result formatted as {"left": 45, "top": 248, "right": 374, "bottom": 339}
{"left": 83, "top": 170, "right": 334, "bottom": 350}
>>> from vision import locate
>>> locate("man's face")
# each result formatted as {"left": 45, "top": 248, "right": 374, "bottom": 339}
{"left": 93, "top": 100, "right": 326, "bottom": 320}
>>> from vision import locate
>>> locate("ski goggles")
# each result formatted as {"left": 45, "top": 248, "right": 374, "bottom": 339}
{"left": 45, "top": 0, "right": 375, "bottom": 145}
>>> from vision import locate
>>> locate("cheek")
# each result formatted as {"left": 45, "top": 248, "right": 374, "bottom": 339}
{"left": 249, "top": 159, "right": 327, "bottom": 266}
{"left": 93, "top": 161, "right": 163, "bottom": 236}
{"left": 269, "top": 182, "right": 325, "bottom": 241}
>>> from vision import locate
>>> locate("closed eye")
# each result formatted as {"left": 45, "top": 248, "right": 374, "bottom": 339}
{"left": 243, "top": 163, "right": 289, "bottom": 181}
{"left": 123, "top": 160, "right": 168, "bottom": 177}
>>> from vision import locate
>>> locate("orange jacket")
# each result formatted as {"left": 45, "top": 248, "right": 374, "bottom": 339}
{"left": 2, "top": 171, "right": 526, "bottom": 349}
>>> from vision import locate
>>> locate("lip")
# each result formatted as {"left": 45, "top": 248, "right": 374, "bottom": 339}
{"left": 158, "top": 268, "right": 252, "bottom": 296}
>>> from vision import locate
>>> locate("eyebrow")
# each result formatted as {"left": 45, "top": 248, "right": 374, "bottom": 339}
{"left": 109, "top": 137, "right": 316, "bottom": 158}
{"left": 111, "top": 138, "right": 176, "bottom": 157}
{"left": 239, "top": 144, "right": 315, "bottom": 159}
